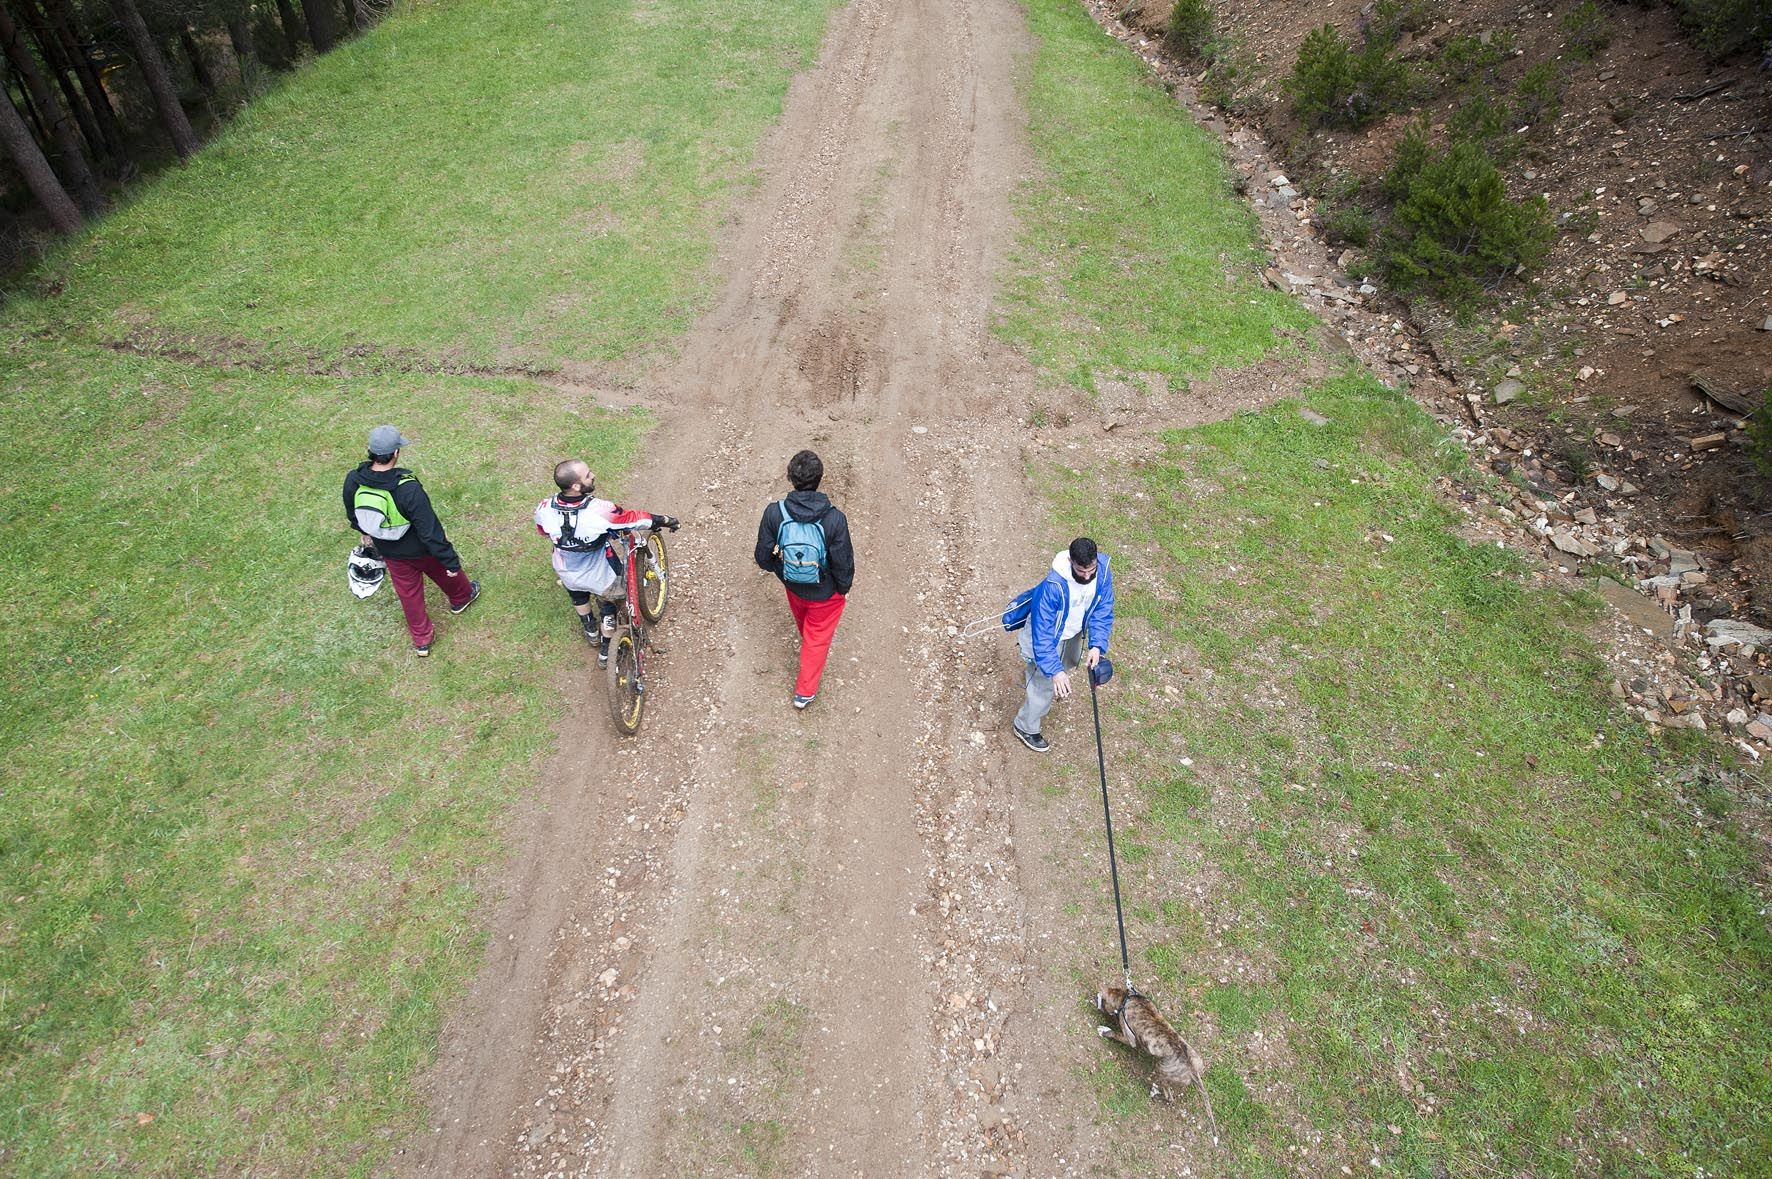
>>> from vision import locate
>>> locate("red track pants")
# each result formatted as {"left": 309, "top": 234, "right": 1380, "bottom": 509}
{"left": 385, "top": 555, "right": 473, "bottom": 647}
{"left": 785, "top": 589, "right": 846, "bottom": 697}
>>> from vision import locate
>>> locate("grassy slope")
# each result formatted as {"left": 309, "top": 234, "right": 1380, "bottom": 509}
{"left": 0, "top": 0, "right": 838, "bottom": 1173}
{"left": 996, "top": 0, "right": 1312, "bottom": 391}
{"left": 1004, "top": 0, "right": 1771, "bottom": 1174}
{"left": 16, "top": 0, "right": 829, "bottom": 368}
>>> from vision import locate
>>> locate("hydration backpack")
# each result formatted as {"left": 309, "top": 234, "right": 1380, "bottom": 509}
{"left": 547, "top": 498, "right": 603, "bottom": 552}
{"left": 353, "top": 476, "right": 414, "bottom": 540}
{"left": 776, "top": 499, "right": 828, "bottom": 586}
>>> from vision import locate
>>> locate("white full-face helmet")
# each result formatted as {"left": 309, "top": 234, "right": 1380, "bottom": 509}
{"left": 347, "top": 543, "right": 387, "bottom": 599}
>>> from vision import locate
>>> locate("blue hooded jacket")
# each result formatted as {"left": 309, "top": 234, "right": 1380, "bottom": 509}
{"left": 1025, "top": 552, "right": 1114, "bottom": 676}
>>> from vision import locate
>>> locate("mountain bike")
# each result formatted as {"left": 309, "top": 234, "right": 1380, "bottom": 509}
{"left": 604, "top": 520, "right": 676, "bottom": 734}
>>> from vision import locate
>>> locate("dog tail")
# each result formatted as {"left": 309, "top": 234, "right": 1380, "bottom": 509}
{"left": 1190, "top": 1050, "right": 1220, "bottom": 1145}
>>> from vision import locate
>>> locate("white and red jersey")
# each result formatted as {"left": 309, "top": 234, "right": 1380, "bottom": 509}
{"left": 534, "top": 495, "right": 650, "bottom": 595}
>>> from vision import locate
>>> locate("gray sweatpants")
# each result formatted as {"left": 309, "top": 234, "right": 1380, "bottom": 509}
{"left": 1015, "top": 629, "right": 1084, "bottom": 736}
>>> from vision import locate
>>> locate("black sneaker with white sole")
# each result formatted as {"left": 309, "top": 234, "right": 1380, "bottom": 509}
{"left": 598, "top": 637, "right": 611, "bottom": 667}
{"left": 1013, "top": 726, "right": 1049, "bottom": 753}
{"left": 448, "top": 580, "right": 482, "bottom": 614}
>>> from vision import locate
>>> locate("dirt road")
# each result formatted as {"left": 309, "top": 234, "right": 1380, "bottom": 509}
{"left": 394, "top": 0, "right": 1130, "bottom": 1173}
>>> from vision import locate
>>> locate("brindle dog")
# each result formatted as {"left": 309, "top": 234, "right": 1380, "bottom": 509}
{"left": 1095, "top": 984, "right": 1219, "bottom": 1138}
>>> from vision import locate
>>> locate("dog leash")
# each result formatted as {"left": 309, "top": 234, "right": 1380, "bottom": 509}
{"left": 1087, "top": 628, "right": 1137, "bottom": 999}
{"left": 1085, "top": 644, "right": 1219, "bottom": 1142}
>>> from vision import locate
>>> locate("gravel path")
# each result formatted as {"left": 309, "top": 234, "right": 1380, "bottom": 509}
{"left": 392, "top": 0, "right": 1108, "bottom": 1173}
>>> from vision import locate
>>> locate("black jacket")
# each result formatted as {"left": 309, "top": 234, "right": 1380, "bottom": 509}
{"left": 754, "top": 490, "right": 854, "bottom": 601}
{"left": 343, "top": 462, "right": 462, "bottom": 570}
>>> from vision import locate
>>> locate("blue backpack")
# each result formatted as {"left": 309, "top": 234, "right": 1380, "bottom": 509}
{"left": 1001, "top": 583, "right": 1040, "bottom": 632}
{"left": 776, "top": 500, "right": 828, "bottom": 586}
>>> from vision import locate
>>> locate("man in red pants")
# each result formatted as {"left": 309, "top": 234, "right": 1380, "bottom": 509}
{"left": 343, "top": 425, "right": 480, "bottom": 656}
{"left": 753, "top": 450, "right": 855, "bottom": 709}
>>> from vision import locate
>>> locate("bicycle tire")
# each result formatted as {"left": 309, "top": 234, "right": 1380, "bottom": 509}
{"left": 638, "top": 531, "right": 669, "bottom": 624}
{"left": 606, "top": 627, "right": 644, "bottom": 734}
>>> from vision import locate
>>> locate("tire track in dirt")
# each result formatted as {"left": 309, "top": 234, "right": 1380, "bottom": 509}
{"left": 398, "top": 0, "right": 1069, "bottom": 1174}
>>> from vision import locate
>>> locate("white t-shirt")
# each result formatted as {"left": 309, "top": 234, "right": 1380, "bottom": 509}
{"left": 1052, "top": 551, "right": 1097, "bottom": 641}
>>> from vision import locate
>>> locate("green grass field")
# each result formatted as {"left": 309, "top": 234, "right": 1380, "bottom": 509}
{"left": 0, "top": 0, "right": 838, "bottom": 1172}
{"left": 996, "top": 0, "right": 1312, "bottom": 392}
{"left": 0, "top": 343, "right": 643, "bottom": 1174}
{"left": 16, "top": 0, "right": 833, "bottom": 369}
{"left": 1005, "top": 0, "right": 1771, "bottom": 1173}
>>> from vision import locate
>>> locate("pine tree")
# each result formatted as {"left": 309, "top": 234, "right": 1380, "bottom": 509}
{"left": 107, "top": 0, "right": 199, "bottom": 159}
{"left": 0, "top": 86, "right": 80, "bottom": 231}
{"left": 0, "top": 0, "right": 102, "bottom": 213}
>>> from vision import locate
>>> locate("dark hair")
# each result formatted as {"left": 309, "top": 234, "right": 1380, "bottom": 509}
{"left": 1069, "top": 537, "right": 1098, "bottom": 567}
{"left": 787, "top": 449, "right": 823, "bottom": 491}
{"left": 549, "top": 453, "right": 591, "bottom": 492}
{"left": 368, "top": 450, "right": 396, "bottom": 464}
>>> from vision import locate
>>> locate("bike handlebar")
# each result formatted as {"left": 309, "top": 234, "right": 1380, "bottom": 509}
{"left": 605, "top": 518, "right": 681, "bottom": 535}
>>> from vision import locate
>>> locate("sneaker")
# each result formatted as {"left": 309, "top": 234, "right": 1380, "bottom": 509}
{"left": 448, "top": 580, "right": 482, "bottom": 614}
{"left": 414, "top": 643, "right": 431, "bottom": 658}
{"left": 580, "top": 616, "right": 599, "bottom": 643}
{"left": 1013, "top": 726, "right": 1049, "bottom": 753}
{"left": 598, "top": 637, "right": 611, "bottom": 667}
{"left": 792, "top": 693, "right": 816, "bottom": 710}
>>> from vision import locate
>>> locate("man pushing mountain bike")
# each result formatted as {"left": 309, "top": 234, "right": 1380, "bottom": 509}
{"left": 535, "top": 459, "right": 678, "bottom": 665}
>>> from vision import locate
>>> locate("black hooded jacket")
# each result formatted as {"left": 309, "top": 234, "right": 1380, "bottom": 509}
{"left": 342, "top": 462, "right": 462, "bottom": 570}
{"left": 754, "top": 489, "right": 854, "bottom": 601}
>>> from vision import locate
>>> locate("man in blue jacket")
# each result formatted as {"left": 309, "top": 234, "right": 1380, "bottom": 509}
{"left": 1013, "top": 537, "right": 1114, "bottom": 753}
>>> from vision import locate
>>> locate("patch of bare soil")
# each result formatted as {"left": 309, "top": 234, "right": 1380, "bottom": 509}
{"left": 91, "top": 326, "right": 561, "bottom": 379}
{"left": 1120, "top": 0, "right": 1772, "bottom": 513}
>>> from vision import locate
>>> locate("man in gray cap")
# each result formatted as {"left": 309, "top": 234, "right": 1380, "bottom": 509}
{"left": 343, "top": 425, "right": 480, "bottom": 656}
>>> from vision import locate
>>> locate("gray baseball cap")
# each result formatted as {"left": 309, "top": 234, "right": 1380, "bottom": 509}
{"left": 367, "top": 425, "right": 411, "bottom": 454}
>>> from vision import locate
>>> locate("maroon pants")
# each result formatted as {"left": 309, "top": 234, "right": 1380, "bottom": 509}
{"left": 385, "top": 556, "right": 471, "bottom": 646}
{"left": 786, "top": 589, "right": 846, "bottom": 697}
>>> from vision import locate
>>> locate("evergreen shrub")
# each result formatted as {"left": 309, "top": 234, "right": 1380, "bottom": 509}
{"left": 1377, "top": 136, "right": 1554, "bottom": 304}
{"left": 1165, "top": 0, "right": 1217, "bottom": 59}
{"left": 1749, "top": 396, "right": 1772, "bottom": 477}
{"left": 1672, "top": 0, "right": 1772, "bottom": 58}
{"left": 1562, "top": 1, "right": 1614, "bottom": 58}
{"left": 1288, "top": 24, "right": 1407, "bottom": 128}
